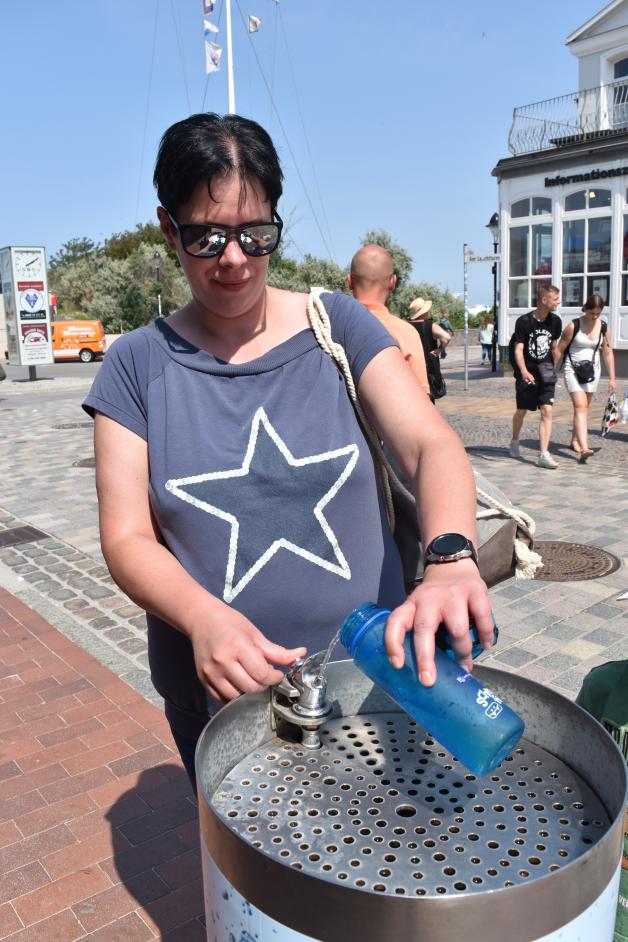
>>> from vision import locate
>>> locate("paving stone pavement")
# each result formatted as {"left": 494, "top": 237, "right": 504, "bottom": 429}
{"left": 0, "top": 349, "right": 626, "bottom": 709}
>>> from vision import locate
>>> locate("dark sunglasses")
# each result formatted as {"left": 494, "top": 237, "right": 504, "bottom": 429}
{"left": 165, "top": 209, "right": 283, "bottom": 259}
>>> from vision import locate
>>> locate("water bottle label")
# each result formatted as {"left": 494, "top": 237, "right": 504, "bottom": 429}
{"left": 477, "top": 685, "right": 503, "bottom": 719}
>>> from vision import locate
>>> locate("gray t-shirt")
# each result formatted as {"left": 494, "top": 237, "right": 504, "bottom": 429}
{"left": 83, "top": 290, "right": 406, "bottom": 716}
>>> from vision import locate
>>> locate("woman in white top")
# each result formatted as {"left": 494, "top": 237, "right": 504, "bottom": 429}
{"left": 478, "top": 316, "right": 494, "bottom": 364}
{"left": 557, "top": 294, "right": 616, "bottom": 463}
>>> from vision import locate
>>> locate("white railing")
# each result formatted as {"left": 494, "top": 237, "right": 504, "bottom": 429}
{"left": 508, "top": 79, "right": 628, "bottom": 156}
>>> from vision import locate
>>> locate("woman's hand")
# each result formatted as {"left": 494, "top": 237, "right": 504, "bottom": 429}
{"left": 384, "top": 559, "right": 493, "bottom": 685}
{"left": 609, "top": 379, "right": 616, "bottom": 395}
{"left": 189, "top": 609, "right": 306, "bottom": 702}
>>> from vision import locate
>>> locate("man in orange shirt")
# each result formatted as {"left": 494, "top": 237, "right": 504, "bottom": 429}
{"left": 348, "top": 245, "right": 429, "bottom": 395}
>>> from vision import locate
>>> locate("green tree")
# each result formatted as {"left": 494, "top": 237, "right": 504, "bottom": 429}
{"left": 105, "top": 223, "right": 169, "bottom": 260}
{"left": 115, "top": 242, "right": 189, "bottom": 331}
{"left": 49, "top": 237, "right": 100, "bottom": 270}
{"left": 392, "top": 281, "right": 464, "bottom": 322}
{"left": 48, "top": 254, "right": 118, "bottom": 318}
{"left": 267, "top": 251, "right": 347, "bottom": 293}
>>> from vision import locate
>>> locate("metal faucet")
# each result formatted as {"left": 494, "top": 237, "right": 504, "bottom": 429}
{"left": 271, "top": 652, "right": 332, "bottom": 749}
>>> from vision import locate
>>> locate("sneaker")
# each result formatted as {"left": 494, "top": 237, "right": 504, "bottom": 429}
{"left": 509, "top": 440, "right": 520, "bottom": 458}
{"left": 537, "top": 453, "right": 558, "bottom": 469}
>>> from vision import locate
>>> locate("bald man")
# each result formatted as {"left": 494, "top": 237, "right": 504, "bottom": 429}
{"left": 348, "top": 245, "right": 429, "bottom": 395}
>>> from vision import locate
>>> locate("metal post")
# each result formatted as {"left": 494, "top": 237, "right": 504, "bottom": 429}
{"left": 463, "top": 244, "right": 469, "bottom": 392}
{"left": 28, "top": 366, "right": 37, "bottom": 382}
{"left": 491, "top": 247, "right": 498, "bottom": 372}
{"left": 153, "top": 251, "right": 162, "bottom": 320}
{"left": 226, "top": 0, "right": 236, "bottom": 114}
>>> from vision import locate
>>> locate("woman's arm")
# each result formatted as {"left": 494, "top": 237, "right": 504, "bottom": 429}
{"left": 94, "top": 414, "right": 305, "bottom": 701}
{"left": 555, "top": 322, "right": 575, "bottom": 360}
{"left": 357, "top": 346, "right": 493, "bottom": 685}
{"left": 602, "top": 326, "right": 616, "bottom": 394}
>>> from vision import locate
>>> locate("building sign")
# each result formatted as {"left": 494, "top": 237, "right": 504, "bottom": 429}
{"left": 545, "top": 166, "right": 628, "bottom": 186}
{"left": 0, "top": 246, "right": 53, "bottom": 365}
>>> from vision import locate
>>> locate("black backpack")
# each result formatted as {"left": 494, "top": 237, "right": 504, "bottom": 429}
{"left": 508, "top": 313, "right": 535, "bottom": 381}
{"left": 508, "top": 332, "right": 520, "bottom": 380}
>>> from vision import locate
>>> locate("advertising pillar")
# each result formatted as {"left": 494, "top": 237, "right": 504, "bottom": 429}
{"left": 0, "top": 246, "right": 53, "bottom": 368}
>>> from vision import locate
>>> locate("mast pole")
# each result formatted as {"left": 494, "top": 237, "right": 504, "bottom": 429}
{"left": 226, "top": 0, "right": 236, "bottom": 113}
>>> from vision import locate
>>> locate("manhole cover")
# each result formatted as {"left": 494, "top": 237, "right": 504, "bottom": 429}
{"left": 53, "top": 422, "right": 92, "bottom": 430}
{"left": 533, "top": 541, "right": 621, "bottom": 582}
{"left": 73, "top": 456, "right": 96, "bottom": 468}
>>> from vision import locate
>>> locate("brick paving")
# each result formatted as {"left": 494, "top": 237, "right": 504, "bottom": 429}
{"left": 0, "top": 347, "right": 626, "bottom": 939}
{"left": 0, "top": 587, "right": 204, "bottom": 940}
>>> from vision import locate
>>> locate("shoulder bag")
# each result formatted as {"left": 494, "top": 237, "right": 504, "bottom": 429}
{"left": 307, "top": 289, "right": 541, "bottom": 591}
{"left": 565, "top": 318, "right": 606, "bottom": 386}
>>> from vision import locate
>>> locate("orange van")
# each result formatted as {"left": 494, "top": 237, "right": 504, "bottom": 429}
{"left": 51, "top": 320, "right": 106, "bottom": 363}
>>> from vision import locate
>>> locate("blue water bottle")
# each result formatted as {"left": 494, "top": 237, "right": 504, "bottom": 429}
{"left": 339, "top": 604, "right": 525, "bottom": 777}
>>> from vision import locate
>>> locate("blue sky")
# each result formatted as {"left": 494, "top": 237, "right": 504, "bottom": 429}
{"left": 0, "top": 0, "right": 603, "bottom": 305}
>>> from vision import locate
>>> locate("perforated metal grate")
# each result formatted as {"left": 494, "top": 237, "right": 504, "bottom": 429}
{"left": 212, "top": 713, "right": 609, "bottom": 898}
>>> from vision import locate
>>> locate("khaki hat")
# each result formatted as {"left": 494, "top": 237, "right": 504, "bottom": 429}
{"left": 409, "top": 296, "right": 433, "bottom": 320}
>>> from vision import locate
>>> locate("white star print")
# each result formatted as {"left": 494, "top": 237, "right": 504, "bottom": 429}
{"left": 165, "top": 407, "right": 359, "bottom": 602}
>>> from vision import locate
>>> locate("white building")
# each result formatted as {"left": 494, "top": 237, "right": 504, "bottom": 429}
{"left": 493, "top": 0, "right": 628, "bottom": 376}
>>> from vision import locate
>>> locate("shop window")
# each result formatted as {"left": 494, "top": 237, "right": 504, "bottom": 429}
{"left": 511, "top": 199, "right": 529, "bottom": 218}
{"left": 508, "top": 222, "right": 552, "bottom": 308}
{"left": 621, "top": 215, "right": 628, "bottom": 304}
{"left": 565, "top": 189, "right": 611, "bottom": 211}
{"left": 565, "top": 191, "right": 586, "bottom": 212}
{"left": 561, "top": 215, "right": 611, "bottom": 306}
{"left": 532, "top": 197, "right": 551, "bottom": 215}
{"left": 589, "top": 189, "right": 611, "bottom": 208}
{"left": 510, "top": 197, "right": 551, "bottom": 218}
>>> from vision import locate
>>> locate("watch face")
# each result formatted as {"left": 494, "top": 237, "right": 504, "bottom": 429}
{"left": 432, "top": 533, "right": 468, "bottom": 555}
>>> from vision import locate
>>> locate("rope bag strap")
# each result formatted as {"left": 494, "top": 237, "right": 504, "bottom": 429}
{"left": 306, "top": 288, "right": 539, "bottom": 555}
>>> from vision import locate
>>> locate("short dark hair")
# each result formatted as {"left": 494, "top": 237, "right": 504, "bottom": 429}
{"left": 153, "top": 113, "right": 283, "bottom": 215}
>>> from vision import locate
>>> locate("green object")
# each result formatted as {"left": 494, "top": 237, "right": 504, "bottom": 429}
{"left": 576, "top": 661, "right": 628, "bottom": 942}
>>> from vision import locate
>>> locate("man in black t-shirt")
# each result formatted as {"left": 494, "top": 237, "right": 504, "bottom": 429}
{"left": 509, "top": 285, "right": 562, "bottom": 469}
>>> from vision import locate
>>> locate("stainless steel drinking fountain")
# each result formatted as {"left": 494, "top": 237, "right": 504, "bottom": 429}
{"left": 196, "top": 660, "right": 627, "bottom": 942}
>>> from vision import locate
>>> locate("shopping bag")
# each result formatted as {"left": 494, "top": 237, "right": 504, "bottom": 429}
{"left": 601, "top": 393, "right": 619, "bottom": 437}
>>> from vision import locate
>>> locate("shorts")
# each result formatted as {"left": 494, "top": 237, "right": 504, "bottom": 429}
{"left": 515, "top": 377, "right": 555, "bottom": 411}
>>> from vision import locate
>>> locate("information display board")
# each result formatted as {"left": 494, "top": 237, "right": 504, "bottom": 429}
{"left": 0, "top": 246, "right": 53, "bottom": 366}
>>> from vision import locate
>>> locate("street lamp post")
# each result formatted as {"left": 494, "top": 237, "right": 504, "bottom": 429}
{"left": 486, "top": 213, "right": 499, "bottom": 373}
{"left": 153, "top": 250, "right": 162, "bottom": 317}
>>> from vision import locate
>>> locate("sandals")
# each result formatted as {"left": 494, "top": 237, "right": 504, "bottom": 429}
{"left": 578, "top": 449, "right": 594, "bottom": 464}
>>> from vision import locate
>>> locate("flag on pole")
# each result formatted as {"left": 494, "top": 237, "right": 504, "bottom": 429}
{"left": 204, "top": 19, "right": 219, "bottom": 35}
{"left": 248, "top": 15, "right": 261, "bottom": 32}
{"left": 202, "top": 0, "right": 215, "bottom": 14}
{"left": 205, "top": 40, "right": 222, "bottom": 73}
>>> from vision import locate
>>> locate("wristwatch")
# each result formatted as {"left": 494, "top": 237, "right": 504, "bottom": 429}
{"left": 424, "top": 533, "right": 479, "bottom": 569}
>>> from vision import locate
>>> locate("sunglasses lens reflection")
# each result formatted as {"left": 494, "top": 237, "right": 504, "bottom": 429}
{"left": 240, "top": 224, "right": 280, "bottom": 256}
{"left": 181, "top": 223, "right": 281, "bottom": 258}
